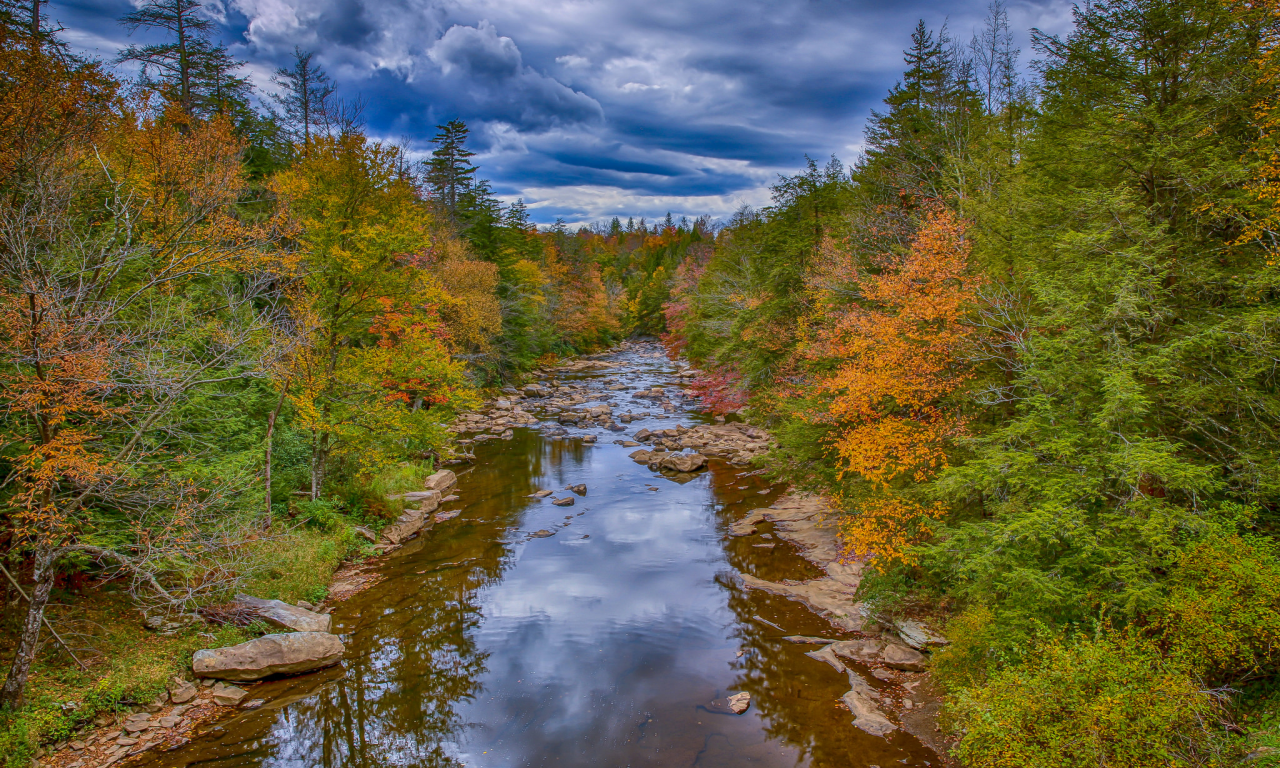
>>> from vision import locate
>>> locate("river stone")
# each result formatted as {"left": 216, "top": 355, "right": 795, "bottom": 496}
{"left": 657, "top": 452, "right": 707, "bottom": 473}
{"left": 895, "top": 620, "right": 948, "bottom": 650}
{"left": 552, "top": 496, "right": 575, "bottom": 507}
{"left": 705, "top": 691, "right": 751, "bottom": 715}
{"left": 167, "top": 677, "right": 198, "bottom": 705}
{"left": 530, "top": 529, "right": 555, "bottom": 538}
{"left": 529, "top": 490, "right": 554, "bottom": 498}
{"left": 843, "top": 673, "right": 896, "bottom": 736}
{"left": 396, "top": 490, "right": 442, "bottom": 512}
{"left": 211, "top": 682, "right": 248, "bottom": 706}
{"left": 379, "top": 506, "right": 429, "bottom": 547}
{"left": 192, "top": 632, "right": 345, "bottom": 681}
{"left": 235, "top": 595, "right": 331, "bottom": 633}
{"left": 880, "top": 643, "right": 928, "bottom": 672}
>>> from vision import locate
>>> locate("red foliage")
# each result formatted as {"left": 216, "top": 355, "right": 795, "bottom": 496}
{"left": 689, "top": 363, "right": 750, "bottom": 415}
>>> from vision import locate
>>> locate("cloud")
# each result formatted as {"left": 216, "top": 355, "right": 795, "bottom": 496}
{"left": 426, "top": 21, "right": 603, "bottom": 131}
{"left": 51, "top": 0, "right": 1078, "bottom": 226}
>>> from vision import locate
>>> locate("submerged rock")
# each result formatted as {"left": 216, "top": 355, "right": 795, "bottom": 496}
{"left": 552, "top": 496, "right": 575, "bottom": 507}
{"left": 234, "top": 595, "right": 331, "bottom": 634}
{"left": 530, "top": 529, "right": 555, "bottom": 538}
{"left": 193, "top": 632, "right": 345, "bottom": 681}
{"left": 705, "top": 691, "right": 752, "bottom": 715}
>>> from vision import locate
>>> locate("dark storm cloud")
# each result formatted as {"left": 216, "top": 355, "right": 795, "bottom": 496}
{"left": 49, "top": 0, "right": 1076, "bottom": 224}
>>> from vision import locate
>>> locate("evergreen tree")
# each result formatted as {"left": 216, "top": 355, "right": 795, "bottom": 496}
{"left": 271, "top": 47, "right": 335, "bottom": 145}
{"left": 426, "top": 119, "right": 477, "bottom": 215}
{"left": 117, "top": 0, "right": 249, "bottom": 117}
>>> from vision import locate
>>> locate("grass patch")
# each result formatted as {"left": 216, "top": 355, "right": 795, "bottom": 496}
{"left": 240, "top": 526, "right": 360, "bottom": 604}
{"left": 0, "top": 589, "right": 249, "bottom": 767}
{"left": 0, "top": 518, "right": 367, "bottom": 765}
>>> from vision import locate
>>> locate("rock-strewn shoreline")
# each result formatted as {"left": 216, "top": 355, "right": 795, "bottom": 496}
{"left": 731, "top": 492, "right": 953, "bottom": 758}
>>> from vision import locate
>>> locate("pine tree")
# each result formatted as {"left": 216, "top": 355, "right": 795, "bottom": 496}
{"left": 426, "top": 119, "right": 476, "bottom": 215}
{"left": 117, "top": 0, "right": 249, "bottom": 117}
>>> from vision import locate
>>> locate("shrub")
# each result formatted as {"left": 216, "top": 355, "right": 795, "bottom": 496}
{"left": 948, "top": 632, "right": 1224, "bottom": 768}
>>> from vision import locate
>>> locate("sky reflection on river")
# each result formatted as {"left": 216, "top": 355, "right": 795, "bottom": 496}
{"left": 139, "top": 348, "right": 935, "bottom": 768}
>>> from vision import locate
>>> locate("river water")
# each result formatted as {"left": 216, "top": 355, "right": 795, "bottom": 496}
{"left": 141, "top": 344, "right": 937, "bottom": 768}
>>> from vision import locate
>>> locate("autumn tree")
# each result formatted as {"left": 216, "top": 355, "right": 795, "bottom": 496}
{"left": 0, "top": 73, "right": 282, "bottom": 706}
{"left": 800, "top": 206, "right": 980, "bottom": 565}
{"left": 272, "top": 133, "right": 477, "bottom": 496}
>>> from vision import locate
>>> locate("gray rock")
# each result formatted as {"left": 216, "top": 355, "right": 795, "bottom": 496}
{"left": 843, "top": 672, "right": 896, "bottom": 736}
{"left": 424, "top": 470, "right": 457, "bottom": 493}
{"left": 234, "top": 595, "right": 331, "bottom": 633}
{"left": 895, "top": 620, "right": 948, "bottom": 650}
{"left": 211, "top": 682, "right": 248, "bottom": 706}
{"left": 657, "top": 452, "right": 707, "bottom": 473}
{"left": 192, "top": 632, "right": 345, "bottom": 681}
{"left": 880, "top": 643, "right": 928, "bottom": 672}
{"left": 166, "top": 677, "right": 198, "bottom": 705}
{"left": 705, "top": 691, "right": 751, "bottom": 715}
{"left": 379, "top": 507, "right": 428, "bottom": 547}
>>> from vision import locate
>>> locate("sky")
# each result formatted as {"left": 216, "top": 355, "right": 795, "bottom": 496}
{"left": 50, "top": 0, "right": 1076, "bottom": 227}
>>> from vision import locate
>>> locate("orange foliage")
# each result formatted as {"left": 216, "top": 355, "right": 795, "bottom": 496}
{"left": 806, "top": 205, "right": 981, "bottom": 565}
{"left": 1240, "top": 0, "right": 1280, "bottom": 246}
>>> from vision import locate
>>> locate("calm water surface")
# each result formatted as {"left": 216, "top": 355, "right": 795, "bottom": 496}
{"left": 142, "top": 347, "right": 937, "bottom": 768}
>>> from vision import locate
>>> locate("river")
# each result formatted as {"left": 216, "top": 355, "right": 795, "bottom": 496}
{"left": 139, "top": 343, "right": 939, "bottom": 768}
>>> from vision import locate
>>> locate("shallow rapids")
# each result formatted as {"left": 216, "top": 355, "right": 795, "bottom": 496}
{"left": 139, "top": 343, "right": 938, "bottom": 768}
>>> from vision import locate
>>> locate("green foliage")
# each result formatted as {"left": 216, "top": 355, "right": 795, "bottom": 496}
{"left": 948, "top": 632, "right": 1225, "bottom": 768}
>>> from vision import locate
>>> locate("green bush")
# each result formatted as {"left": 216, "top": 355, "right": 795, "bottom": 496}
{"left": 948, "top": 632, "right": 1224, "bottom": 768}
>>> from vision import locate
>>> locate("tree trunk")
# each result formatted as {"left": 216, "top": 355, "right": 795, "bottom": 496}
{"left": 29, "top": 0, "right": 40, "bottom": 38}
{"left": 264, "top": 380, "right": 290, "bottom": 523}
{"left": 310, "top": 431, "right": 330, "bottom": 502}
{"left": 0, "top": 545, "right": 55, "bottom": 710}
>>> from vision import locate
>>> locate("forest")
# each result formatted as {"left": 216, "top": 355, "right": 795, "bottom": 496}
{"left": 2, "top": 0, "right": 1280, "bottom": 765}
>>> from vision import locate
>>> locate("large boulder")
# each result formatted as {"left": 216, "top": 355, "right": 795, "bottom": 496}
{"left": 880, "top": 642, "right": 928, "bottom": 672}
{"left": 657, "top": 452, "right": 707, "bottom": 473}
{"left": 193, "top": 632, "right": 344, "bottom": 681}
{"left": 424, "top": 470, "right": 457, "bottom": 494}
{"left": 234, "top": 595, "right": 331, "bottom": 633}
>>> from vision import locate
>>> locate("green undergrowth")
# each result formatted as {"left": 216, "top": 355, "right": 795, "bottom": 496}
{"left": 0, "top": 510, "right": 376, "bottom": 766}
{"left": 0, "top": 590, "right": 250, "bottom": 767}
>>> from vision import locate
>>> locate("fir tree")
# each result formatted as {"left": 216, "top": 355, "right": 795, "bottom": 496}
{"left": 426, "top": 119, "right": 477, "bottom": 215}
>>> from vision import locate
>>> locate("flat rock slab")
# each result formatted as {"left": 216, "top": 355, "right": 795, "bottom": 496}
{"left": 235, "top": 595, "right": 331, "bottom": 633}
{"left": 740, "top": 573, "right": 865, "bottom": 632}
{"left": 193, "top": 632, "right": 344, "bottom": 681}
{"left": 843, "top": 672, "right": 896, "bottom": 736}
{"left": 424, "top": 470, "right": 457, "bottom": 493}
